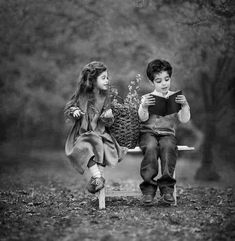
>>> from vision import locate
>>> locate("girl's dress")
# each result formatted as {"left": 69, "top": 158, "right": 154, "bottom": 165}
{"left": 65, "top": 94, "right": 127, "bottom": 174}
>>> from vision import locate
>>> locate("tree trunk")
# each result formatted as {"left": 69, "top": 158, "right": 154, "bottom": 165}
{"left": 195, "top": 113, "right": 220, "bottom": 181}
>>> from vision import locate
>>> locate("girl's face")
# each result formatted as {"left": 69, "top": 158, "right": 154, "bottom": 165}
{"left": 153, "top": 71, "right": 171, "bottom": 95}
{"left": 96, "top": 70, "right": 109, "bottom": 91}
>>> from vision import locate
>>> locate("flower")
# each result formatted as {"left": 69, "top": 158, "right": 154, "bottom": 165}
{"left": 124, "top": 74, "right": 141, "bottom": 108}
{"left": 110, "top": 74, "right": 141, "bottom": 109}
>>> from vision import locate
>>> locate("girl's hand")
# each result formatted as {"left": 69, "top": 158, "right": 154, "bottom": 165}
{"left": 72, "top": 108, "right": 84, "bottom": 118}
{"left": 100, "top": 109, "right": 114, "bottom": 127}
{"left": 103, "top": 109, "right": 113, "bottom": 118}
{"left": 141, "top": 94, "right": 156, "bottom": 109}
{"left": 175, "top": 95, "right": 188, "bottom": 106}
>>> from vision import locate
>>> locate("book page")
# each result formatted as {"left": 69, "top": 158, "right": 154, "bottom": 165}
{"left": 166, "top": 90, "right": 182, "bottom": 115}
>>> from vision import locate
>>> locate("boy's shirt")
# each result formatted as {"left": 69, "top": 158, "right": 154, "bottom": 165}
{"left": 138, "top": 90, "right": 190, "bottom": 136}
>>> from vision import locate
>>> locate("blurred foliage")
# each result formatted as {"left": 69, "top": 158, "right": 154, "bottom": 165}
{"left": 0, "top": 0, "right": 235, "bottom": 167}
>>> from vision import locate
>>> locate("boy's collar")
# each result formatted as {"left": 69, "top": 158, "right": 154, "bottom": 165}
{"left": 152, "top": 90, "right": 174, "bottom": 98}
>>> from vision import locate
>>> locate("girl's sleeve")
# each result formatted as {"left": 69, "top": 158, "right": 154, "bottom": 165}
{"left": 99, "top": 109, "right": 114, "bottom": 127}
{"left": 64, "top": 97, "right": 82, "bottom": 121}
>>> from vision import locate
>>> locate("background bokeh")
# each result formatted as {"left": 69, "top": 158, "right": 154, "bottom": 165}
{"left": 0, "top": 0, "right": 235, "bottom": 182}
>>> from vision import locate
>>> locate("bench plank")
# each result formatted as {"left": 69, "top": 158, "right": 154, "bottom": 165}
{"left": 127, "top": 145, "right": 195, "bottom": 153}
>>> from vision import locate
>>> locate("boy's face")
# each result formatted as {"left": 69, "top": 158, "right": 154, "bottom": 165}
{"left": 153, "top": 71, "right": 171, "bottom": 95}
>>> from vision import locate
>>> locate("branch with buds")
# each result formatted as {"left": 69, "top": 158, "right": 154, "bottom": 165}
{"left": 110, "top": 74, "right": 141, "bottom": 109}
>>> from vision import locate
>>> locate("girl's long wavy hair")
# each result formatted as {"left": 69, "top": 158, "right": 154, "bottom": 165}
{"left": 77, "top": 61, "right": 107, "bottom": 95}
{"left": 64, "top": 61, "right": 108, "bottom": 115}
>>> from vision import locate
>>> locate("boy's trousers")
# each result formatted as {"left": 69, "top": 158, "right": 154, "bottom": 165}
{"left": 139, "top": 132, "right": 177, "bottom": 196}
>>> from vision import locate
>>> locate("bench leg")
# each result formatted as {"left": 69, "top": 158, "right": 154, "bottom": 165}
{"left": 98, "top": 165, "right": 105, "bottom": 209}
{"left": 173, "top": 170, "right": 177, "bottom": 206}
{"left": 98, "top": 187, "right": 106, "bottom": 209}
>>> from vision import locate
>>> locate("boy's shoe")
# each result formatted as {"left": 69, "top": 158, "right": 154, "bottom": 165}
{"left": 86, "top": 177, "right": 105, "bottom": 194}
{"left": 142, "top": 194, "right": 155, "bottom": 204}
{"left": 162, "top": 193, "right": 175, "bottom": 204}
{"left": 159, "top": 187, "right": 175, "bottom": 204}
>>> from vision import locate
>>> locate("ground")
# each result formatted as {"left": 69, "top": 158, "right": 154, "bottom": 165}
{"left": 0, "top": 148, "right": 234, "bottom": 241}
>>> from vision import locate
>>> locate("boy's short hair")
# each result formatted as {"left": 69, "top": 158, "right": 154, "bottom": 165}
{"left": 146, "top": 59, "right": 172, "bottom": 82}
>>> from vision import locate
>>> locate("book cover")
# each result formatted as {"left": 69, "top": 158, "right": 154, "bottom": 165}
{"left": 148, "top": 90, "right": 182, "bottom": 116}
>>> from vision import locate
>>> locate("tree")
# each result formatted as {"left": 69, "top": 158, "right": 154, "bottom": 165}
{"left": 1, "top": 0, "right": 234, "bottom": 169}
{"left": 133, "top": 0, "right": 235, "bottom": 179}
{"left": 172, "top": 0, "right": 235, "bottom": 180}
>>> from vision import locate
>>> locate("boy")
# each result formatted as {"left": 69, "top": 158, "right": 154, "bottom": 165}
{"left": 138, "top": 59, "right": 190, "bottom": 204}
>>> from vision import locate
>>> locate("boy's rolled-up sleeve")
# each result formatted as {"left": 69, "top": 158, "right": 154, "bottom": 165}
{"left": 178, "top": 104, "right": 191, "bottom": 123}
{"left": 138, "top": 104, "right": 149, "bottom": 122}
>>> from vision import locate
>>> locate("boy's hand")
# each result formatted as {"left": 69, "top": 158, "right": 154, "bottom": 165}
{"left": 103, "top": 109, "right": 113, "bottom": 118}
{"left": 175, "top": 95, "right": 188, "bottom": 106}
{"left": 141, "top": 94, "right": 156, "bottom": 109}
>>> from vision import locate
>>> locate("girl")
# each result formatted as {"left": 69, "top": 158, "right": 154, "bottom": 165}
{"left": 64, "top": 61, "right": 127, "bottom": 194}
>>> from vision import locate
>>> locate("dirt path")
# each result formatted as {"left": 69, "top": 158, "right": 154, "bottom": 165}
{"left": 0, "top": 150, "right": 234, "bottom": 241}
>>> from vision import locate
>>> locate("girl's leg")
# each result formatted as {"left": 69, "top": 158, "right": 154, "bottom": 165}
{"left": 98, "top": 165, "right": 105, "bottom": 177}
{"left": 86, "top": 158, "right": 105, "bottom": 194}
{"left": 87, "top": 159, "right": 102, "bottom": 178}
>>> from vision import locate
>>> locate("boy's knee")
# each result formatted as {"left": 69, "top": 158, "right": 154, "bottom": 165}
{"left": 144, "top": 142, "right": 158, "bottom": 152}
{"left": 160, "top": 143, "right": 177, "bottom": 156}
{"left": 159, "top": 138, "right": 176, "bottom": 151}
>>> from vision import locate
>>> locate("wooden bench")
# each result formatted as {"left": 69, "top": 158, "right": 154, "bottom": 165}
{"left": 98, "top": 145, "right": 195, "bottom": 209}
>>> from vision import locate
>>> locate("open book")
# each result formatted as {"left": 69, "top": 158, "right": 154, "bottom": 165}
{"left": 148, "top": 90, "right": 182, "bottom": 116}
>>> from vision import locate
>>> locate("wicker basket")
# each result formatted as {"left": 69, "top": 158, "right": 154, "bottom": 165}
{"left": 110, "top": 103, "right": 140, "bottom": 149}
{"left": 109, "top": 74, "right": 141, "bottom": 149}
